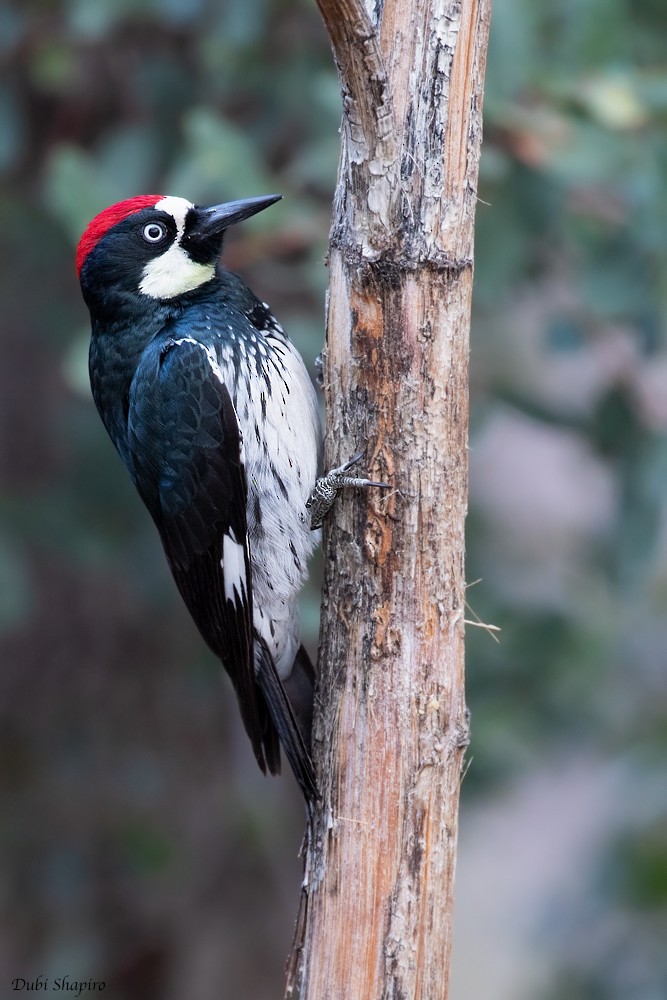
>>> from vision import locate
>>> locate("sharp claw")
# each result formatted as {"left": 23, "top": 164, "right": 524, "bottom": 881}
{"left": 327, "top": 452, "right": 364, "bottom": 476}
{"left": 307, "top": 451, "right": 390, "bottom": 529}
{"left": 338, "top": 476, "right": 390, "bottom": 490}
{"left": 333, "top": 453, "right": 386, "bottom": 479}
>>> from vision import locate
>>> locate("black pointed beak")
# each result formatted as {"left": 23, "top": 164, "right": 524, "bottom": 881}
{"left": 205, "top": 193, "right": 282, "bottom": 228}
{"left": 182, "top": 194, "right": 282, "bottom": 262}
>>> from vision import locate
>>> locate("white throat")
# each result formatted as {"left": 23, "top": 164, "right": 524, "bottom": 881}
{"left": 139, "top": 196, "right": 215, "bottom": 300}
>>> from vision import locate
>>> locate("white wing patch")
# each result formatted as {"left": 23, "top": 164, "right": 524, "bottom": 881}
{"left": 139, "top": 195, "right": 215, "bottom": 300}
{"left": 222, "top": 531, "right": 247, "bottom": 604}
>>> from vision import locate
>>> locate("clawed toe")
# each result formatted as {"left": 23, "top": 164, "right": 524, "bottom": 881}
{"left": 306, "top": 452, "right": 389, "bottom": 529}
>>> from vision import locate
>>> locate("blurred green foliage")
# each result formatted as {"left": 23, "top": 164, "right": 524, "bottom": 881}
{"left": 468, "top": 3, "right": 667, "bottom": 995}
{"left": 1, "top": 0, "right": 666, "bottom": 998}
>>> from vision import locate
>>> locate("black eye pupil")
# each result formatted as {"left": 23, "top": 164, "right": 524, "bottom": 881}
{"left": 144, "top": 224, "right": 164, "bottom": 242}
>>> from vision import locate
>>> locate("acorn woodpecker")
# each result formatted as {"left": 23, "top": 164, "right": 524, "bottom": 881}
{"left": 76, "top": 193, "right": 385, "bottom": 801}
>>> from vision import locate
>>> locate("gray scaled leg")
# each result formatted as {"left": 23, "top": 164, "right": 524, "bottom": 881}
{"left": 306, "top": 452, "right": 389, "bottom": 529}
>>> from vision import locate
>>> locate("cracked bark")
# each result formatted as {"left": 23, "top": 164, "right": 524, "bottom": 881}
{"left": 286, "top": 1, "right": 492, "bottom": 997}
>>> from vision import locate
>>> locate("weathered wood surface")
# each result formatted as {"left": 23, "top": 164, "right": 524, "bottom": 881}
{"left": 287, "top": 2, "right": 492, "bottom": 997}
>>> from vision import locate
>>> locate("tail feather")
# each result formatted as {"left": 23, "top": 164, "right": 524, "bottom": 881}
{"left": 282, "top": 644, "right": 315, "bottom": 751}
{"left": 257, "top": 694, "right": 282, "bottom": 777}
{"left": 255, "top": 639, "right": 318, "bottom": 802}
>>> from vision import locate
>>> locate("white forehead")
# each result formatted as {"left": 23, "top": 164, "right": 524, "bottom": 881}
{"left": 154, "top": 196, "right": 194, "bottom": 235}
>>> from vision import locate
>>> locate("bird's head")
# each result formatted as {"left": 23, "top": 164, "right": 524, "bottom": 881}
{"left": 76, "top": 193, "right": 281, "bottom": 313}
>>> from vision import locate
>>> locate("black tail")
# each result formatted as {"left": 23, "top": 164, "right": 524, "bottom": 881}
{"left": 255, "top": 639, "right": 318, "bottom": 802}
{"left": 283, "top": 644, "right": 315, "bottom": 751}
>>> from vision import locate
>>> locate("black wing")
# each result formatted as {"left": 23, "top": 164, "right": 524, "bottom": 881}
{"left": 126, "top": 334, "right": 278, "bottom": 775}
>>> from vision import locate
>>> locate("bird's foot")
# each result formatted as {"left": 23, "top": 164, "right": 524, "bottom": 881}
{"left": 306, "top": 452, "right": 389, "bottom": 529}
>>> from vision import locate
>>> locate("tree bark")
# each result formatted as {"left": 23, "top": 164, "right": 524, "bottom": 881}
{"left": 287, "top": 1, "right": 492, "bottom": 997}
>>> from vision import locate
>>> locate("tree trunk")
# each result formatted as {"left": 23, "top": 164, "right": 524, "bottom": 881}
{"left": 287, "top": 1, "right": 492, "bottom": 997}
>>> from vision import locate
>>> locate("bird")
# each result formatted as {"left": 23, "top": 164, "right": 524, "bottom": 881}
{"left": 76, "top": 192, "right": 386, "bottom": 801}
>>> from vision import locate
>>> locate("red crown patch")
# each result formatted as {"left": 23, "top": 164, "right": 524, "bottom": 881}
{"left": 76, "top": 195, "right": 164, "bottom": 276}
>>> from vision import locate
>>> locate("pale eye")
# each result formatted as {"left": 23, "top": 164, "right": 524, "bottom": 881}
{"left": 143, "top": 222, "right": 166, "bottom": 243}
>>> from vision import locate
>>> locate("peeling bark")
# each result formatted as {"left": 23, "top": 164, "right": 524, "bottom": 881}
{"left": 286, "top": 2, "right": 492, "bottom": 997}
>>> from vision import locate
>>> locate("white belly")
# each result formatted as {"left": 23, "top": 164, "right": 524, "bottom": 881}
{"left": 226, "top": 331, "right": 321, "bottom": 678}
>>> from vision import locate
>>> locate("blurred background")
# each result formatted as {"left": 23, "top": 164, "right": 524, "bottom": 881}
{"left": 1, "top": 0, "right": 666, "bottom": 997}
